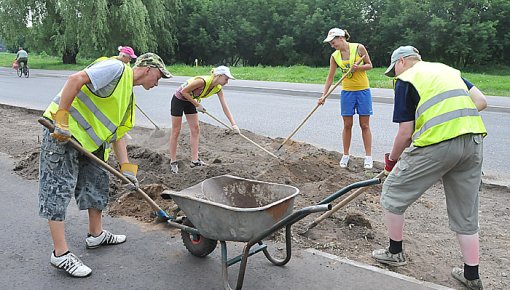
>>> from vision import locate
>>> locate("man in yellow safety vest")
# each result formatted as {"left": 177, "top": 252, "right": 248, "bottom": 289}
{"left": 39, "top": 53, "right": 172, "bottom": 277}
{"left": 372, "top": 46, "right": 487, "bottom": 290}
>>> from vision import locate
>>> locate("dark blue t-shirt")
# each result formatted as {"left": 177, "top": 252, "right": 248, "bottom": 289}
{"left": 392, "top": 78, "right": 474, "bottom": 123}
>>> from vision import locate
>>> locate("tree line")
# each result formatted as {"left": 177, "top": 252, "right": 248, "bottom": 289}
{"left": 1, "top": 0, "right": 509, "bottom": 68}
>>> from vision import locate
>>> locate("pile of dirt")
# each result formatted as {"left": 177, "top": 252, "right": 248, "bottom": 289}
{"left": 3, "top": 104, "right": 509, "bottom": 289}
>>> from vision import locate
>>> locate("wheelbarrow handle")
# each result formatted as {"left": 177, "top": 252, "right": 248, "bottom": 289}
{"left": 318, "top": 177, "right": 381, "bottom": 205}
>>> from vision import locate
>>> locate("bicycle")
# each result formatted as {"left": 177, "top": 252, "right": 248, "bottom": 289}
{"left": 17, "top": 62, "right": 30, "bottom": 78}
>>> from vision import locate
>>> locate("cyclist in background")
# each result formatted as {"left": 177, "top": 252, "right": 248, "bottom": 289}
{"left": 16, "top": 47, "right": 29, "bottom": 69}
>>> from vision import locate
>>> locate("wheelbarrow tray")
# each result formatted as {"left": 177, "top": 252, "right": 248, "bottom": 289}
{"left": 164, "top": 175, "right": 299, "bottom": 242}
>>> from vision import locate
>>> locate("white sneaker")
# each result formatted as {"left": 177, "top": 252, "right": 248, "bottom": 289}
{"left": 339, "top": 155, "right": 350, "bottom": 168}
{"left": 86, "top": 230, "right": 126, "bottom": 249}
{"left": 190, "top": 158, "right": 207, "bottom": 167}
{"left": 451, "top": 267, "right": 484, "bottom": 290}
{"left": 364, "top": 156, "right": 373, "bottom": 169}
{"left": 50, "top": 251, "right": 92, "bottom": 277}
{"left": 170, "top": 161, "right": 178, "bottom": 174}
{"left": 371, "top": 248, "right": 407, "bottom": 266}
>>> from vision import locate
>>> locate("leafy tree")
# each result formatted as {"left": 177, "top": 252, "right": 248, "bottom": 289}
{"left": 1, "top": 0, "right": 509, "bottom": 67}
{"left": 0, "top": 0, "right": 181, "bottom": 64}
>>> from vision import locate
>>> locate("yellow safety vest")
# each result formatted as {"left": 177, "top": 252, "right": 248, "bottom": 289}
{"left": 43, "top": 59, "right": 135, "bottom": 160}
{"left": 397, "top": 61, "right": 487, "bottom": 147}
{"left": 332, "top": 43, "right": 369, "bottom": 91}
{"left": 181, "top": 75, "right": 221, "bottom": 102}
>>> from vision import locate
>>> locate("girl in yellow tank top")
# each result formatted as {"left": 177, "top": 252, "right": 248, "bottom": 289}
{"left": 319, "top": 28, "right": 374, "bottom": 169}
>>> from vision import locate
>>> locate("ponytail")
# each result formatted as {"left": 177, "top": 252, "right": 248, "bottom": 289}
{"left": 344, "top": 30, "right": 350, "bottom": 40}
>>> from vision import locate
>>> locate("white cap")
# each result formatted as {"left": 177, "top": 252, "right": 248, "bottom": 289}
{"left": 213, "top": 65, "right": 235, "bottom": 79}
{"left": 323, "top": 28, "right": 345, "bottom": 43}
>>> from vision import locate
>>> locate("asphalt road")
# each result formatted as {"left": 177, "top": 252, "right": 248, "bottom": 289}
{"left": 0, "top": 67, "right": 509, "bottom": 186}
{"left": 0, "top": 153, "right": 451, "bottom": 290}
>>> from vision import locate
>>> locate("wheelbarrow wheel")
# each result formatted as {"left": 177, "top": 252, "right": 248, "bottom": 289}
{"left": 181, "top": 218, "right": 217, "bottom": 257}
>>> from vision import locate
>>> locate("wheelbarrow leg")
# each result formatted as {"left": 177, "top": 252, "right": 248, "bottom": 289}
{"left": 221, "top": 241, "right": 255, "bottom": 290}
{"left": 262, "top": 225, "right": 292, "bottom": 266}
{"left": 221, "top": 241, "right": 233, "bottom": 290}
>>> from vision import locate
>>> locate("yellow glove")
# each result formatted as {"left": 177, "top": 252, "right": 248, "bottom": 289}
{"left": 50, "top": 109, "right": 71, "bottom": 143}
{"left": 120, "top": 163, "right": 139, "bottom": 190}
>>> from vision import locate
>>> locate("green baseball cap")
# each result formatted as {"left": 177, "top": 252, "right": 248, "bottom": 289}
{"left": 134, "top": 53, "right": 173, "bottom": 78}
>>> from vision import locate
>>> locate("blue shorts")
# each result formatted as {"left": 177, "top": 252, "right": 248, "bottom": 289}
{"left": 38, "top": 128, "right": 109, "bottom": 221}
{"left": 340, "top": 89, "right": 373, "bottom": 116}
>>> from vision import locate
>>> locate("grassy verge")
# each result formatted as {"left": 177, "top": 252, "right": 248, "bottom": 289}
{"left": 1, "top": 52, "right": 508, "bottom": 96}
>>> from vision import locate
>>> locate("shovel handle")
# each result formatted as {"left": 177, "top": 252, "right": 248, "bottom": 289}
{"left": 203, "top": 111, "right": 279, "bottom": 159}
{"left": 277, "top": 56, "right": 366, "bottom": 151}
{"left": 136, "top": 104, "right": 161, "bottom": 130}
{"left": 38, "top": 117, "right": 170, "bottom": 219}
{"left": 307, "top": 171, "right": 385, "bottom": 230}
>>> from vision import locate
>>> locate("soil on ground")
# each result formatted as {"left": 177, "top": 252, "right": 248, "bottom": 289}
{"left": 3, "top": 104, "right": 509, "bottom": 289}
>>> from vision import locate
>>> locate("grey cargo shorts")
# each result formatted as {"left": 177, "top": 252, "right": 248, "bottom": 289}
{"left": 381, "top": 134, "right": 483, "bottom": 235}
{"left": 38, "top": 128, "right": 109, "bottom": 221}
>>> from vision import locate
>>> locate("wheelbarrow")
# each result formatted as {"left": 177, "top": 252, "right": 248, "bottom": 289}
{"left": 162, "top": 175, "right": 381, "bottom": 290}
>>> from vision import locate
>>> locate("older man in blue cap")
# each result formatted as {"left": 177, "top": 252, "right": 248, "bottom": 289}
{"left": 372, "top": 45, "right": 487, "bottom": 290}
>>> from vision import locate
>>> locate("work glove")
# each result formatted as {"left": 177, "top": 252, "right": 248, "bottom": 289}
{"left": 120, "top": 163, "right": 139, "bottom": 191}
{"left": 196, "top": 104, "right": 206, "bottom": 113}
{"left": 50, "top": 109, "right": 71, "bottom": 144}
{"left": 384, "top": 153, "right": 398, "bottom": 175}
{"left": 232, "top": 124, "right": 241, "bottom": 134}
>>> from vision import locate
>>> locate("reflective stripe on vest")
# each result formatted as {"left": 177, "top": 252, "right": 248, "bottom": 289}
{"left": 52, "top": 93, "right": 114, "bottom": 148}
{"left": 415, "top": 89, "right": 470, "bottom": 118}
{"left": 43, "top": 61, "right": 134, "bottom": 158}
{"left": 397, "top": 61, "right": 486, "bottom": 146}
{"left": 413, "top": 107, "right": 480, "bottom": 141}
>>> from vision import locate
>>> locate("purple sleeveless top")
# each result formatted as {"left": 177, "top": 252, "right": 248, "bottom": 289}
{"left": 175, "top": 78, "right": 205, "bottom": 101}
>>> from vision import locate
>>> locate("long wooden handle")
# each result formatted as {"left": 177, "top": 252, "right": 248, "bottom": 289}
{"left": 239, "top": 133, "right": 279, "bottom": 159}
{"left": 307, "top": 171, "right": 385, "bottom": 230}
{"left": 135, "top": 104, "right": 161, "bottom": 130}
{"left": 277, "top": 56, "right": 366, "bottom": 151}
{"left": 38, "top": 117, "right": 169, "bottom": 218}
{"left": 203, "top": 111, "right": 278, "bottom": 159}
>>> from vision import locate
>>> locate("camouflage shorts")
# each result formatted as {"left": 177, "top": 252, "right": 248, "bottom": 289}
{"left": 38, "top": 128, "right": 109, "bottom": 221}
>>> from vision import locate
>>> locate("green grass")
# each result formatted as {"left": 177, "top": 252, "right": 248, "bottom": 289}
{"left": 2, "top": 52, "right": 509, "bottom": 96}
{"left": 0, "top": 52, "right": 93, "bottom": 70}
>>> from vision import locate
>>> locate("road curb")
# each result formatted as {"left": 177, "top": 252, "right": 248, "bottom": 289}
{"left": 305, "top": 249, "right": 455, "bottom": 290}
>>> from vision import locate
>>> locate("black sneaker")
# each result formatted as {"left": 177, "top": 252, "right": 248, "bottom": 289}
{"left": 190, "top": 158, "right": 207, "bottom": 167}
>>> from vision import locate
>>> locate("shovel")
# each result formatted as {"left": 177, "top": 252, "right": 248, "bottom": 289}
{"left": 38, "top": 117, "right": 172, "bottom": 221}
{"left": 276, "top": 56, "right": 365, "bottom": 151}
{"left": 136, "top": 104, "right": 161, "bottom": 130}
{"left": 135, "top": 104, "right": 167, "bottom": 138}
